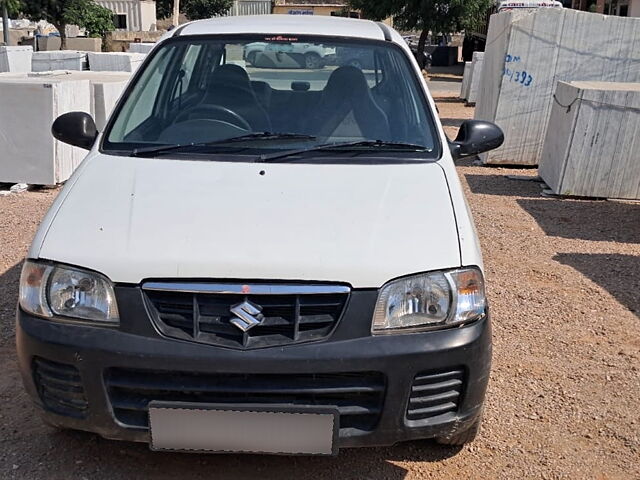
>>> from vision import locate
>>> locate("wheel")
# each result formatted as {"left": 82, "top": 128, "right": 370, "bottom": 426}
{"left": 435, "top": 416, "right": 482, "bottom": 446}
{"left": 347, "top": 58, "right": 363, "bottom": 70}
{"left": 304, "top": 53, "right": 323, "bottom": 69}
{"left": 425, "top": 54, "right": 433, "bottom": 69}
{"left": 414, "top": 51, "right": 428, "bottom": 69}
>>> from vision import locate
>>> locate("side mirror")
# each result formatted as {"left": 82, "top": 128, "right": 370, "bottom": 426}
{"left": 52, "top": 112, "right": 98, "bottom": 150}
{"left": 449, "top": 120, "right": 504, "bottom": 160}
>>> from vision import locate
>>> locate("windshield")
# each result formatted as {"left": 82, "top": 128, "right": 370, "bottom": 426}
{"left": 103, "top": 35, "right": 440, "bottom": 160}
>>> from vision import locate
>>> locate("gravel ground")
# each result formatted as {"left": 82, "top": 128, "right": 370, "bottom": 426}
{"left": 1, "top": 95, "right": 639, "bottom": 479}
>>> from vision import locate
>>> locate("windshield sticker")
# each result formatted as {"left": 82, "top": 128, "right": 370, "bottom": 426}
{"left": 265, "top": 35, "right": 299, "bottom": 42}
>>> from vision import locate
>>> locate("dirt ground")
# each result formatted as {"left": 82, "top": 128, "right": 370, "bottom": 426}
{"left": 1, "top": 95, "right": 639, "bottom": 479}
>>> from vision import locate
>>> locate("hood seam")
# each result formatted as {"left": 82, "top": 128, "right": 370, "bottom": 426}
{"left": 30, "top": 155, "right": 94, "bottom": 258}
{"left": 435, "top": 161, "right": 463, "bottom": 268}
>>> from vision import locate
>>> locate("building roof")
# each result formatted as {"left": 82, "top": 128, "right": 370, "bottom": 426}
{"left": 175, "top": 14, "right": 392, "bottom": 42}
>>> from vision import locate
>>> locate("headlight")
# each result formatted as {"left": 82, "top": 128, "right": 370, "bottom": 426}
{"left": 372, "top": 267, "right": 486, "bottom": 334}
{"left": 19, "top": 261, "right": 119, "bottom": 324}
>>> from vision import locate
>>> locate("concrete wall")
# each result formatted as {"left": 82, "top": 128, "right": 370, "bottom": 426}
{"left": 5, "top": 28, "right": 33, "bottom": 46}
{"left": 104, "top": 30, "right": 164, "bottom": 52}
{"left": 273, "top": 4, "right": 357, "bottom": 16}
{"left": 37, "top": 37, "right": 102, "bottom": 52}
{"left": 271, "top": 1, "right": 390, "bottom": 22}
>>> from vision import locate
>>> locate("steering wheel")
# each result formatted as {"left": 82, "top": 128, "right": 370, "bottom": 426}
{"left": 175, "top": 105, "right": 252, "bottom": 131}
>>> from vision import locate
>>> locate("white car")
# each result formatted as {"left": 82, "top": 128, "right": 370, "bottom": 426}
{"left": 244, "top": 41, "right": 332, "bottom": 69}
{"left": 17, "top": 15, "right": 503, "bottom": 456}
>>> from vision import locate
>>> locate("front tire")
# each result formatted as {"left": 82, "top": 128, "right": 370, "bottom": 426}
{"left": 347, "top": 58, "right": 363, "bottom": 70}
{"left": 246, "top": 51, "right": 257, "bottom": 66}
{"left": 304, "top": 53, "right": 323, "bottom": 69}
{"left": 435, "top": 416, "right": 482, "bottom": 446}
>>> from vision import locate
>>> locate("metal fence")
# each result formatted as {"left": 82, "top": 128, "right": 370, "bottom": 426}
{"left": 223, "top": 0, "right": 272, "bottom": 16}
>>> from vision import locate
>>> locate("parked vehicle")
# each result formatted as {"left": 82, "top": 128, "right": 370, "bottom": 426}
{"left": 411, "top": 47, "right": 433, "bottom": 69}
{"left": 244, "top": 41, "right": 333, "bottom": 69}
{"left": 334, "top": 46, "right": 376, "bottom": 70}
{"left": 336, "top": 43, "right": 432, "bottom": 70}
{"left": 17, "top": 15, "right": 503, "bottom": 456}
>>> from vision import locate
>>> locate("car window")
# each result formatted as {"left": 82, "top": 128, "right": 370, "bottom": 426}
{"left": 104, "top": 36, "right": 440, "bottom": 159}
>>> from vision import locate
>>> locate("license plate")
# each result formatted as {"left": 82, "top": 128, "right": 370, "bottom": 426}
{"left": 148, "top": 402, "right": 339, "bottom": 455}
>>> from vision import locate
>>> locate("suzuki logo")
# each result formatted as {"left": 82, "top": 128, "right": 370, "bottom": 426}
{"left": 230, "top": 300, "right": 264, "bottom": 332}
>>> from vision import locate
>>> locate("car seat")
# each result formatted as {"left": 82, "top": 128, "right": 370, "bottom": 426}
{"left": 201, "top": 64, "right": 272, "bottom": 132}
{"left": 305, "top": 66, "right": 390, "bottom": 140}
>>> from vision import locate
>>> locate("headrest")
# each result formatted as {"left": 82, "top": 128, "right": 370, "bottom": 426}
{"left": 211, "top": 64, "right": 251, "bottom": 87}
{"left": 323, "top": 66, "right": 371, "bottom": 100}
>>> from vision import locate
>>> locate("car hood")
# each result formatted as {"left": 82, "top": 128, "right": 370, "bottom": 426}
{"left": 37, "top": 154, "right": 461, "bottom": 288}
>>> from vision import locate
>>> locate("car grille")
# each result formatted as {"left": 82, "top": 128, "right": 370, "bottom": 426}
{"left": 406, "top": 368, "right": 464, "bottom": 422}
{"left": 33, "top": 357, "right": 88, "bottom": 418}
{"left": 105, "top": 368, "right": 385, "bottom": 433}
{"left": 143, "top": 283, "right": 349, "bottom": 349}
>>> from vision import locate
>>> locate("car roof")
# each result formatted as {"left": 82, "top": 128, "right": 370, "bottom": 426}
{"left": 175, "top": 14, "right": 391, "bottom": 42}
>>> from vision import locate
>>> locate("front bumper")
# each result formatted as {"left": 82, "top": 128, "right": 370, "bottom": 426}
{"left": 16, "top": 287, "right": 491, "bottom": 449}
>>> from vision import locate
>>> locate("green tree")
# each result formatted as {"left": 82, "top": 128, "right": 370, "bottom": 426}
{"left": 19, "top": 0, "right": 114, "bottom": 49}
{"left": 156, "top": 0, "right": 232, "bottom": 22}
{"left": 349, "top": 0, "right": 493, "bottom": 67}
{"left": 183, "top": 0, "right": 232, "bottom": 20}
{"left": 2, "top": 0, "right": 23, "bottom": 44}
{"left": 155, "top": 0, "right": 171, "bottom": 20}
{"left": 18, "top": 0, "right": 67, "bottom": 48}
{"left": 2, "top": 0, "right": 22, "bottom": 16}
{"left": 63, "top": 0, "right": 114, "bottom": 38}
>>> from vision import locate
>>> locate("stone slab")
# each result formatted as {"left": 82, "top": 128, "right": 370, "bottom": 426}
{"left": 539, "top": 81, "right": 640, "bottom": 199}
{"left": 0, "top": 77, "right": 92, "bottom": 184}
{"left": 475, "top": 9, "right": 640, "bottom": 165}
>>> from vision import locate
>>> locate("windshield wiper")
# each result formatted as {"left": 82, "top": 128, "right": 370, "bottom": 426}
{"left": 130, "top": 132, "right": 317, "bottom": 157}
{"left": 213, "top": 132, "right": 317, "bottom": 144}
{"left": 257, "top": 140, "right": 430, "bottom": 163}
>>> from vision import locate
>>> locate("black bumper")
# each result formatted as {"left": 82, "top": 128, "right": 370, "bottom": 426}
{"left": 16, "top": 288, "right": 491, "bottom": 449}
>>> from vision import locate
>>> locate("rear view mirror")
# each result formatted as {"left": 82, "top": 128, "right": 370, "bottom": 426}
{"left": 449, "top": 120, "right": 504, "bottom": 160}
{"left": 52, "top": 112, "right": 98, "bottom": 150}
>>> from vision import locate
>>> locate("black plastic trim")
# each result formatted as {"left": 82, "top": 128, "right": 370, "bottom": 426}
{"left": 172, "top": 22, "right": 191, "bottom": 37}
{"left": 376, "top": 22, "right": 392, "bottom": 41}
{"left": 16, "top": 303, "right": 491, "bottom": 448}
{"left": 99, "top": 33, "right": 443, "bottom": 162}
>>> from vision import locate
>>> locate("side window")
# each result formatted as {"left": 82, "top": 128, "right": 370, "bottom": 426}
{"left": 113, "top": 14, "right": 127, "bottom": 29}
